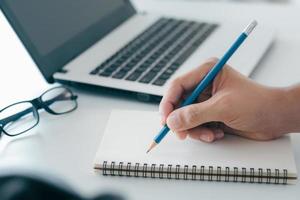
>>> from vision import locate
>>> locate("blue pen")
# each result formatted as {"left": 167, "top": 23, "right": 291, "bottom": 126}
{"left": 146, "top": 20, "right": 258, "bottom": 153}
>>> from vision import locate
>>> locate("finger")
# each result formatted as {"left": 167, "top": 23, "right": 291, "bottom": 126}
{"left": 188, "top": 127, "right": 224, "bottom": 142}
{"left": 159, "top": 76, "right": 184, "bottom": 123}
{"left": 160, "top": 102, "right": 173, "bottom": 125}
{"left": 174, "top": 130, "right": 188, "bottom": 140}
{"left": 188, "top": 126, "right": 216, "bottom": 143}
{"left": 213, "top": 129, "right": 225, "bottom": 140}
{"left": 166, "top": 97, "right": 222, "bottom": 132}
{"left": 159, "top": 58, "right": 219, "bottom": 122}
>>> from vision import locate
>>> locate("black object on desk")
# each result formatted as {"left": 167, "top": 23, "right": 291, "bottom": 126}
{"left": 0, "top": 172, "right": 123, "bottom": 200}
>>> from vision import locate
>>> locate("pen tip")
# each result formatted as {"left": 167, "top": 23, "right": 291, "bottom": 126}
{"left": 146, "top": 141, "right": 157, "bottom": 154}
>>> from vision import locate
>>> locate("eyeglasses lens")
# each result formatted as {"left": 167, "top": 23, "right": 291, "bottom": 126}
{"left": 41, "top": 87, "right": 77, "bottom": 114}
{"left": 0, "top": 102, "right": 38, "bottom": 136}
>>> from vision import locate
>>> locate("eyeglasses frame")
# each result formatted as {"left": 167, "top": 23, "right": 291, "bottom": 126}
{"left": 0, "top": 86, "right": 78, "bottom": 137}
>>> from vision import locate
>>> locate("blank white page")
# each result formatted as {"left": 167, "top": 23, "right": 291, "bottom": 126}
{"left": 94, "top": 110, "right": 297, "bottom": 176}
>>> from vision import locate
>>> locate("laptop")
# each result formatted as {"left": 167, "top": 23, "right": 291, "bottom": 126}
{"left": 0, "top": 0, "right": 273, "bottom": 101}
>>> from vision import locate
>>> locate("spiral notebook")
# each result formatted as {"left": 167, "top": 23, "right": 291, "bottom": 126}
{"left": 94, "top": 110, "right": 298, "bottom": 184}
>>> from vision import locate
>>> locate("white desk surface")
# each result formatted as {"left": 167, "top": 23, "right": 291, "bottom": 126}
{"left": 1, "top": 1, "right": 300, "bottom": 199}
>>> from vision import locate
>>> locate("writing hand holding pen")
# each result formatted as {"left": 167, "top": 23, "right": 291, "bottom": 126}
{"left": 159, "top": 58, "right": 300, "bottom": 143}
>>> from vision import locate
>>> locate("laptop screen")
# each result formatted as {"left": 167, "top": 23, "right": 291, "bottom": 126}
{"left": 0, "top": 0, "right": 136, "bottom": 82}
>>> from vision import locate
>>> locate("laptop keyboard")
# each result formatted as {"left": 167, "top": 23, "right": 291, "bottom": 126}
{"left": 90, "top": 18, "right": 218, "bottom": 86}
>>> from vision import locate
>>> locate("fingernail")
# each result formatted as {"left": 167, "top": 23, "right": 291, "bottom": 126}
{"left": 167, "top": 113, "right": 180, "bottom": 129}
{"left": 200, "top": 134, "right": 213, "bottom": 142}
{"left": 215, "top": 130, "right": 224, "bottom": 140}
{"left": 158, "top": 110, "right": 165, "bottom": 125}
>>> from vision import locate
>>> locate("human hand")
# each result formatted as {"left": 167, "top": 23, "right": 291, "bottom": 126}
{"left": 159, "top": 58, "right": 297, "bottom": 142}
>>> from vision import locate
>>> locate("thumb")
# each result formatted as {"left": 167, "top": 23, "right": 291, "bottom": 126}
{"left": 166, "top": 98, "right": 222, "bottom": 132}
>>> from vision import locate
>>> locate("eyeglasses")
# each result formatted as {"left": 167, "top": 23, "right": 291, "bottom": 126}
{"left": 0, "top": 86, "right": 78, "bottom": 137}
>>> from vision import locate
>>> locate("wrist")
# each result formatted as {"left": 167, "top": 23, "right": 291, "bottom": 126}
{"left": 271, "top": 85, "right": 300, "bottom": 134}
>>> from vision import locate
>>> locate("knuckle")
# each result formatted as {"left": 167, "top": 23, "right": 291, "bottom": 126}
{"left": 169, "top": 110, "right": 189, "bottom": 130}
{"left": 175, "top": 111, "right": 186, "bottom": 127}
{"left": 184, "top": 106, "right": 199, "bottom": 125}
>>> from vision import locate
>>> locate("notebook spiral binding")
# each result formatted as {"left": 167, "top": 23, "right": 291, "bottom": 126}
{"left": 99, "top": 161, "right": 289, "bottom": 184}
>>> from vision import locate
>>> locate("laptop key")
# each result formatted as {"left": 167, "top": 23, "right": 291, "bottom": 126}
{"left": 90, "top": 67, "right": 101, "bottom": 75}
{"left": 100, "top": 65, "right": 119, "bottom": 76}
{"left": 159, "top": 73, "right": 171, "bottom": 80}
{"left": 134, "top": 67, "right": 145, "bottom": 73}
{"left": 120, "top": 66, "right": 132, "bottom": 72}
{"left": 144, "top": 59, "right": 154, "bottom": 65}
{"left": 104, "top": 68, "right": 115, "bottom": 74}
{"left": 151, "top": 67, "right": 161, "bottom": 73}
{"left": 109, "top": 64, "right": 120, "bottom": 70}
{"left": 112, "top": 71, "right": 127, "bottom": 79}
{"left": 164, "top": 68, "right": 175, "bottom": 75}
{"left": 140, "top": 63, "right": 151, "bottom": 70}
{"left": 174, "top": 45, "right": 198, "bottom": 66}
{"left": 153, "top": 78, "right": 167, "bottom": 86}
{"left": 126, "top": 72, "right": 143, "bottom": 81}
{"left": 139, "top": 72, "right": 157, "bottom": 84}
{"left": 115, "top": 59, "right": 125, "bottom": 65}
{"left": 169, "top": 63, "right": 180, "bottom": 70}
{"left": 151, "top": 63, "right": 165, "bottom": 72}
{"left": 99, "top": 70, "right": 112, "bottom": 77}
{"left": 150, "top": 67, "right": 160, "bottom": 73}
{"left": 89, "top": 63, "right": 107, "bottom": 75}
{"left": 132, "top": 57, "right": 141, "bottom": 63}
